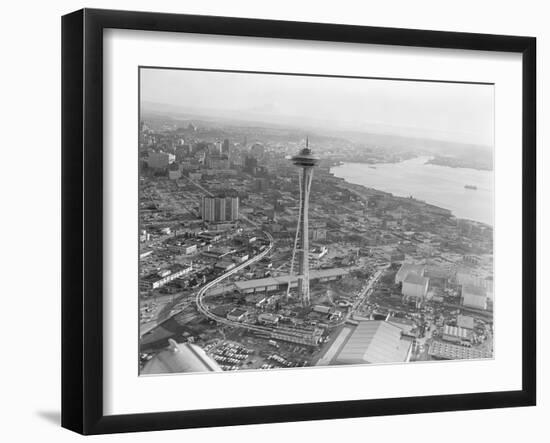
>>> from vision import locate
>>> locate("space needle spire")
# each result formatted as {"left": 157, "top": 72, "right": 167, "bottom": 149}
{"left": 289, "top": 137, "right": 319, "bottom": 307}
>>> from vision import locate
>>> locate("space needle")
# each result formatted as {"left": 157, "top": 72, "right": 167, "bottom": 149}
{"left": 289, "top": 137, "right": 319, "bottom": 307}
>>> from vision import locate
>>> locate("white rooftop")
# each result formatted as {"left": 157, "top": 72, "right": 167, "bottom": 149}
{"left": 142, "top": 340, "right": 222, "bottom": 375}
{"left": 234, "top": 268, "right": 349, "bottom": 291}
{"left": 332, "top": 321, "right": 412, "bottom": 365}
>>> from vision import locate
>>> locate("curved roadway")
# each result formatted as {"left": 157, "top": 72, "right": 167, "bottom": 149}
{"left": 194, "top": 231, "right": 387, "bottom": 334}
{"left": 194, "top": 230, "right": 277, "bottom": 333}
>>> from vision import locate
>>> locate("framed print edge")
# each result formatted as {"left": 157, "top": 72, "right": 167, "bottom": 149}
{"left": 61, "top": 9, "right": 85, "bottom": 435}
{"left": 520, "top": 36, "right": 536, "bottom": 403}
{"left": 61, "top": 8, "right": 536, "bottom": 435}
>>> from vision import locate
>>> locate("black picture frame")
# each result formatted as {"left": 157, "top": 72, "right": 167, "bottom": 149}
{"left": 61, "top": 8, "right": 536, "bottom": 435}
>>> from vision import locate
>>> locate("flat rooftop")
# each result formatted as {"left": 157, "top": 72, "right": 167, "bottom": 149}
{"left": 234, "top": 268, "right": 349, "bottom": 291}
{"left": 317, "top": 320, "right": 412, "bottom": 366}
{"left": 457, "top": 315, "right": 475, "bottom": 329}
{"left": 404, "top": 273, "right": 429, "bottom": 286}
{"left": 428, "top": 341, "right": 492, "bottom": 360}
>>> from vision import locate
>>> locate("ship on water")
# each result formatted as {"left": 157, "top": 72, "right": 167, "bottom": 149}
{"left": 464, "top": 184, "right": 478, "bottom": 190}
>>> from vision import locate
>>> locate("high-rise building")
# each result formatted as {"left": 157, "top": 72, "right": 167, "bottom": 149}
{"left": 250, "top": 143, "right": 265, "bottom": 158}
{"left": 289, "top": 138, "right": 319, "bottom": 306}
{"left": 205, "top": 154, "right": 230, "bottom": 169}
{"left": 244, "top": 156, "right": 259, "bottom": 174}
{"left": 202, "top": 193, "right": 239, "bottom": 222}
{"left": 222, "top": 139, "right": 230, "bottom": 156}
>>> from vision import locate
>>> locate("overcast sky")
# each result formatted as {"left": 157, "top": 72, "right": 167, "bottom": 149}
{"left": 141, "top": 68, "right": 494, "bottom": 147}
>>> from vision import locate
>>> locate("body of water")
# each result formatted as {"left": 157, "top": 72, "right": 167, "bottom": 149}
{"left": 331, "top": 156, "right": 494, "bottom": 226}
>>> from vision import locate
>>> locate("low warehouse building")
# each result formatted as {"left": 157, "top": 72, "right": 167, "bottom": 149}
{"left": 227, "top": 308, "right": 248, "bottom": 322}
{"left": 462, "top": 285, "right": 487, "bottom": 310}
{"left": 457, "top": 314, "right": 475, "bottom": 330}
{"left": 402, "top": 273, "right": 429, "bottom": 306}
{"left": 395, "top": 263, "right": 425, "bottom": 284}
{"left": 258, "top": 313, "right": 280, "bottom": 325}
{"left": 317, "top": 320, "right": 412, "bottom": 366}
{"left": 441, "top": 325, "right": 472, "bottom": 343}
{"left": 428, "top": 341, "right": 492, "bottom": 360}
{"left": 233, "top": 268, "right": 349, "bottom": 294}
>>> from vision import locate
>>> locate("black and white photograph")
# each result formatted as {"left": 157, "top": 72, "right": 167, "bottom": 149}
{"left": 0, "top": 0, "right": 545, "bottom": 440}
{"left": 138, "top": 67, "right": 495, "bottom": 375}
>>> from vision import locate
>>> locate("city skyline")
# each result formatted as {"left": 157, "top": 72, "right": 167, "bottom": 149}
{"left": 138, "top": 67, "right": 494, "bottom": 376}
